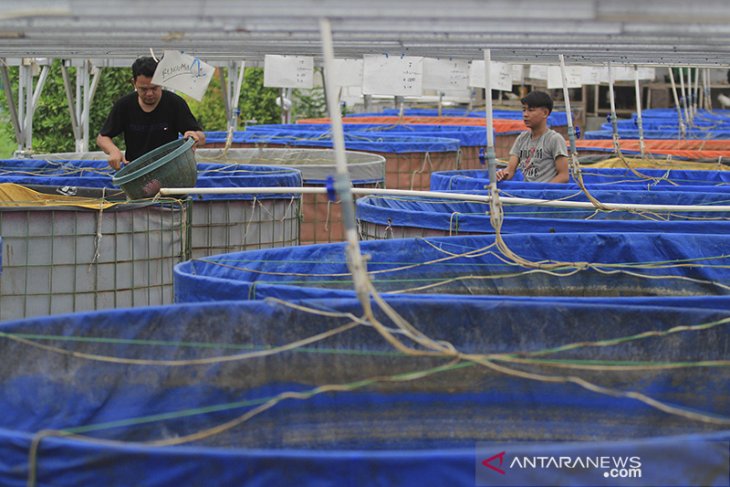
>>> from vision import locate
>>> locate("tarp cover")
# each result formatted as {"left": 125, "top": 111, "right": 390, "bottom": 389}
{"left": 584, "top": 129, "right": 730, "bottom": 140}
{"left": 247, "top": 123, "right": 491, "bottom": 147}
{"left": 575, "top": 139, "right": 730, "bottom": 161}
{"left": 30, "top": 151, "right": 107, "bottom": 160}
{"left": 203, "top": 131, "right": 461, "bottom": 154}
{"left": 0, "top": 182, "right": 118, "bottom": 209}
{"left": 355, "top": 192, "right": 730, "bottom": 234}
{"left": 0, "top": 298, "right": 727, "bottom": 486}
{"left": 603, "top": 109, "right": 730, "bottom": 129}
{"left": 582, "top": 157, "right": 730, "bottom": 171}
{"left": 345, "top": 108, "right": 570, "bottom": 126}
{"left": 174, "top": 232, "right": 730, "bottom": 302}
{"left": 430, "top": 167, "right": 730, "bottom": 192}
{"left": 0, "top": 160, "right": 303, "bottom": 201}
{"left": 295, "top": 116, "right": 527, "bottom": 133}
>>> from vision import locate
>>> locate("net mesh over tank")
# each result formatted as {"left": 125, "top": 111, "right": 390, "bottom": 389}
{"left": 195, "top": 148, "right": 385, "bottom": 244}
{"left": 201, "top": 131, "right": 461, "bottom": 193}
{"left": 0, "top": 298, "right": 726, "bottom": 485}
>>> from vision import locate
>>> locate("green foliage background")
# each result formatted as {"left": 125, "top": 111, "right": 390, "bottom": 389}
{"left": 0, "top": 61, "right": 131, "bottom": 154}
{"left": 0, "top": 63, "right": 324, "bottom": 156}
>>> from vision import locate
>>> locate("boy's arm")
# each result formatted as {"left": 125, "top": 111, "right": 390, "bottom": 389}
{"left": 496, "top": 154, "right": 519, "bottom": 181}
{"left": 549, "top": 155, "right": 569, "bottom": 183}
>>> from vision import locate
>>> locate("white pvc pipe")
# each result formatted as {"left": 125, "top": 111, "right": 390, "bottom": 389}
{"left": 22, "top": 63, "right": 32, "bottom": 150}
{"left": 0, "top": 61, "right": 23, "bottom": 145}
{"left": 30, "top": 65, "right": 49, "bottom": 116}
{"left": 679, "top": 67, "right": 690, "bottom": 127}
{"left": 158, "top": 186, "right": 730, "bottom": 213}
{"left": 75, "top": 62, "right": 83, "bottom": 152}
{"left": 232, "top": 61, "right": 245, "bottom": 128}
{"left": 319, "top": 16, "right": 371, "bottom": 305}
{"left": 18, "top": 62, "right": 25, "bottom": 152}
{"left": 633, "top": 65, "right": 645, "bottom": 159}
{"left": 668, "top": 66, "right": 687, "bottom": 138}
{"left": 80, "top": 65, "right": 101, "bottom": 152}
{"left": 607, "top": 62, "right": 620, "bottom": 151}
{"left": 558, "top": 55, "right": 576, "bottom": 155}
{"left": 483, "top": 49, "right": 497, "bottom": 188}
{"left": 686, "top": 68, "right": 693, "bottom": 122}
{"left": 60, "top": 61, "right": 81, "bottom": 142}
{"left": 698, "top": 68, "right": 705, "bottom": 113}
{"left": 693, "top": 67, "right": 700, "bottom": 120}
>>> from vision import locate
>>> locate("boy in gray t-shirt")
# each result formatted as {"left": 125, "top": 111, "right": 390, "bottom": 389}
{"left": 496, "top": 91, "right": 569, "bottom": 183}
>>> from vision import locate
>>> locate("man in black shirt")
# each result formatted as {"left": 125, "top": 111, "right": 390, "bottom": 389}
{"left": 97, "top": 56, "right": 206, "bottom": 170}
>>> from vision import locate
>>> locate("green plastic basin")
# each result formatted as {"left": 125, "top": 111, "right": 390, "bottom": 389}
{"left": 112, "top": 138, "right": 197, "bottom": 199}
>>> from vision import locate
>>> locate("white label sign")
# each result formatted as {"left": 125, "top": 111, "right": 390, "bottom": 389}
{"left": 547, "top": 66, "right": 583, "bottom": 89}
{"left": 469, "top": 60, "right": 513, "bottom": 91}
{"left": 362, "top": 55, "right": 423, "bottom": 96}
{"left": 263, "top": 55, "right": 314, "bottom": 89}
{"left": 580, "top": 66, "right": 602, "bottom": 85}
{"left": 151, "top": 50, "right": 215, "bottom": 101}
{"left": 422, "top": 58, "right": 470, "bottom": 92}
{"left": 528, "top": 65, "right": 549, "bottom": 80}
{"left": 330, "top": 59, "right": 363, "bottom": 87}
{"left": 511, "top": 64, "right": 524, "bottom": 85}
{"left": 599, "top": 65, "right": 635, "bottom": 83}
{"left": 638, "top": 67, "right": 656, "bottom": 81}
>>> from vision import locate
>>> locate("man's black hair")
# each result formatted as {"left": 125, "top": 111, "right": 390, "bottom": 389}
{"left": 520, "top": 91, "right": 553, "bottom": 114}
{"left": 131, "top": 57, "right": 158, "bottom": 79}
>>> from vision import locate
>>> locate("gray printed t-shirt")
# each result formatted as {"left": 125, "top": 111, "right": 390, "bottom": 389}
{"left": 508, "top": 129, "right": 568, "bottom": 182}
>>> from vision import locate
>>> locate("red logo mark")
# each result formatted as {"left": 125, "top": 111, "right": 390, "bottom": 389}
{"left": 482, "top": 451, "right": 506, "bottom": 475}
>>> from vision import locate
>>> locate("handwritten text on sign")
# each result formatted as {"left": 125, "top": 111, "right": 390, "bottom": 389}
{"left": 362, "top": 55, "right": 424, "bottom": 96}
{"left": 422, "top": 58, "right": 469, "bottom": 92}
{"left": 151, "top": 50, "right": 215, "bottom": 101}
{"left": 263, "top": 55, "right": 314, "bottom": 89}
{"left": 469, "top": 61, "right": 513, "bottom": 91}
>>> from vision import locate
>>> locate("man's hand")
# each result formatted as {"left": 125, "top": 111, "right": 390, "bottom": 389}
{"left": 183, "top": 131, "right": 201, "bottom": 150}
{"left": 107, "top": 148, "right": 125, "bottom": 171}
{"left": 495, "top": 168, "right": 514, "bottom": 182}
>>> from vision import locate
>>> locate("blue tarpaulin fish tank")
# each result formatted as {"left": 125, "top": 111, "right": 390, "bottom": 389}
{"left": 203, "top": 131, "right": 462, "bottom": 190}
{"left": 430, "top": 167, "right": 730, "bottom": 192}
{"left": 0, "top": 159, "right": 304, "bottom": 258}
{"left": 238, "top": 123, "right": 498, "bottom": 169}
{"left": 347, "top": 107, "right": 570, "bottom": 127}
{"left": 0, "top": 297, "right": 727, "bottom": 486}
{"left": 355, "top": 190, "right": 730, "bottom": 238}
{"left": 174, "top": 232, "right": 730, "bottom": 302}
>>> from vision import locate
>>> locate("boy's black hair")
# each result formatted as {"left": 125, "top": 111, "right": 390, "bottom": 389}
{"left": 520, "top": 91, "right": 553, "bottom": 114}
{"left": 131, "top": 57, "right": 158, "bottom": 80}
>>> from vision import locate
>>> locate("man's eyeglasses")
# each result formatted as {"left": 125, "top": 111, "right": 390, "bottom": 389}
{"left": 136, "top": 85, "right": 161, "bottom": 94}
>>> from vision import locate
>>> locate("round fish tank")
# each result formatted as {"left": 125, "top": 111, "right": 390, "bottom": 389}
{"left": 195, "top": 148, "right": 385, "bottom": 244}
{"left": 0, "top": 298, "right": 727, "bottom": 486}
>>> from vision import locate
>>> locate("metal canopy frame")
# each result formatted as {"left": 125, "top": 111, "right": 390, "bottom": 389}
{"left": 0, "top": 0, "right": 728, "bottom": 65}
{"left": 2, "top": 0, "right": 730, "bottom": 152}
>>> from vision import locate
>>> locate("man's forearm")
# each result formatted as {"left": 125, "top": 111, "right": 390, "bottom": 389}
{"left": 97, "top": 134, "right": 125, "bottom": 170}
{"left": 96, "top": 135, "right": 118, "bottom": 154}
